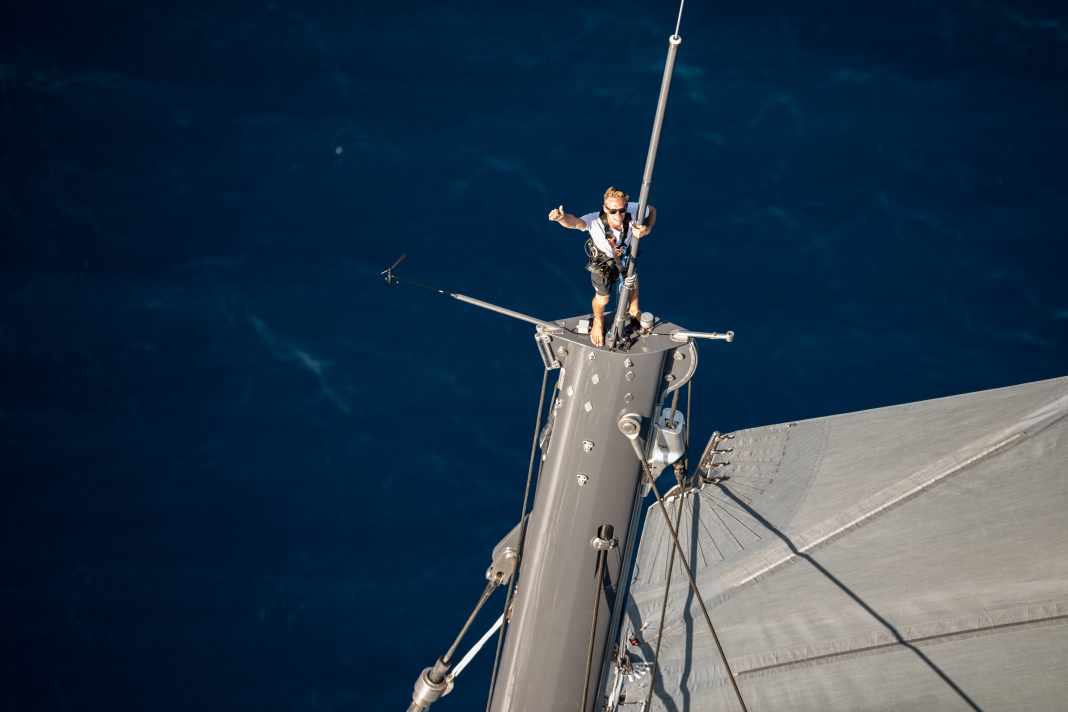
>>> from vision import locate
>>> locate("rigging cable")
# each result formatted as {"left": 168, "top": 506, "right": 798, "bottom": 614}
{"left": 627, "top": 444, "right": 750, "bottom": 712}
{"left": 643, "top": 379, "right": 692, "bottom": 710}
{"left": 380, "top": 256, "right": 569, "bottom": 333}
{"left": 449, "top": 614, "right": 504, "bottom": 682}
{"left": 406, "top": 577, "right": 503, "bottom": 712}
{"left": 643, "top": 494, "right": 686, "bottom": 710}
{"left": 484, "top": 367, "right": 552, "bottom": 712}
{"left": 441, "top": 579, "right": 500, "bottom": 667}
{"left": 582, "top": 524, "right": 614, "bottom": 712}
{"left": 685, "top": 380, "right": 692, "bottom": 469}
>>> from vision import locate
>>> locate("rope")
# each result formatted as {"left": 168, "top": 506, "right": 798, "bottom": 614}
{"left": 484, "top": 367, "right": 552, "bottom": 712}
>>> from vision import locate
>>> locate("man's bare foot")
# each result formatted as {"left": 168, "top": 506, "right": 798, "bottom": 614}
{"left": 591, "top": 318, "right": 604, "bottom": 347}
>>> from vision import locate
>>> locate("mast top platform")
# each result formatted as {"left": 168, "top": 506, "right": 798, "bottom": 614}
{"left": 539, "top": 313, "right": 691, "bottom": 357}
{"left": 533, "top": 314, "right": 705, "bottom": 393}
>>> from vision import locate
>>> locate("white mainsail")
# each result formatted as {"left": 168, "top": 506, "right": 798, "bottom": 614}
{"left": 621, "top": 376, "right": 1068, "bottom": 711}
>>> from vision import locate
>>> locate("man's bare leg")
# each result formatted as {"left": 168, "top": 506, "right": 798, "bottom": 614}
{"left": 591, "top": 293, "right": 610, "bottom": 347}
{"left": 629, "top": 285, "right": 641, "bottom": 319}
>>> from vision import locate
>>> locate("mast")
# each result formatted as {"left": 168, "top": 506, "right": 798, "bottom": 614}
{"left": 485, "top": 317, "right": 697, "bottom": 712}
{"left": 402, "top": 4, "right": 709, "bottom": 709}
{"left": 393, "top": 284, "right": 713, "bottom": 712}
{"left": 606, "top": 24, "right": 684, "bottom": 350}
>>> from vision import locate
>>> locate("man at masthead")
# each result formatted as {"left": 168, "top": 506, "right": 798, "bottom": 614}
{"left": 548, "top": 187, "right": 656, "bottom": 347}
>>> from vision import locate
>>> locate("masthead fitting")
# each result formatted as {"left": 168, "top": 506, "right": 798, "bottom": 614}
{"left": 640, "top": 312, "right": 655, "bottom": 333}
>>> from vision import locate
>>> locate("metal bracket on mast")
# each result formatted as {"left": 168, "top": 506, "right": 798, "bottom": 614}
{"left": 534, "top": 328, "right": 564, "bottom": 370}
{"left": 617, "top": 408, "right": 688, "bottom": 483}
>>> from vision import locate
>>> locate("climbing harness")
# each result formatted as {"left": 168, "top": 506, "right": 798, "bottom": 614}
{"left": 585, "top": 211, "right": 632, "bottom": 285}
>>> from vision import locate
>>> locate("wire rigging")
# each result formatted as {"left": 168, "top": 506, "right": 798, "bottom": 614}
{"left": 631, "top": 452, "right": 750, "bottom": 712}
{"left": 643, "top": 495, "right": 685, "bottom": 710}
{"left": 449, "top": 614, "right": 504, "bottom": 682}
{"left": 643, "top": 378, "right": 693, "bottom": 709}
{"left": 484, "top": 368, "right": 552, "bottom": 712}
{"left": 582, "top": 524, "right": 614, "bottom": 711}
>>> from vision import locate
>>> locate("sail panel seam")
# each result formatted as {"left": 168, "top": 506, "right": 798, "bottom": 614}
{"left": 735, "top": 611, "right": 1068, "bottom": 678}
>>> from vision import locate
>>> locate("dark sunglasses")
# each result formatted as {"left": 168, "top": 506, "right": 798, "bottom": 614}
{"left": 603, "top": 206, "right": 628, "bottom": 215}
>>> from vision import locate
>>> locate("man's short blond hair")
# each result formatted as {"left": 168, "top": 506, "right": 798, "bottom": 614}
{"left": 603, "top": 187, "right": 630, "bottom": 205}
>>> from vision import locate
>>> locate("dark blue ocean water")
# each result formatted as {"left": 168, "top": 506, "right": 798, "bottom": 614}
{"left": 3, "top": 1, "right": 1066, "bottom": 709}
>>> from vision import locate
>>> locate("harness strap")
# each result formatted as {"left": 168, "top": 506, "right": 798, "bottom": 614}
{"left": 596, "top": 211, "right": 631, "bottom": 274}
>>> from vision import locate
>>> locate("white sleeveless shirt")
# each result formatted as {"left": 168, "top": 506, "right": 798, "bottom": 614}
{"left": 580, "top": 202, "right": 649, "bottom": 258}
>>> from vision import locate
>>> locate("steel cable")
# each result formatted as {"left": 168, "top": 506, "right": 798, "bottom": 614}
{"left": 632, "top": 452, "right": 750, "bottom": 712}
{"left": 442, "top": 579, "right": 499, "bottom": 666}
{"left": 484, "top": 367, "right": 552, "bottom": 712}
{"left": 673, "top": 0, "right": 685, "bottom": 39}
{"left": 642, "top": 495, "right": 685, "bottom": 710}
{"left": 582, "top": 527, "right": 611, "bottom": 712}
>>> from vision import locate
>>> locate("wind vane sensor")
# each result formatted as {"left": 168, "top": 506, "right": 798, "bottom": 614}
{"left": 380, "top": 254, "right": 406, "bottom": 286}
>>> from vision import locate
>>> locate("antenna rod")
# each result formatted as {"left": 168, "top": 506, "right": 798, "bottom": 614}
{"left": 381, "top": 256, "right": 561, "bottom": 332}
{"left": 448, "top": 292, "right": 561, "bottom": 332}
{"left": 607, "top": 30, "right": 683, "bottom": 349}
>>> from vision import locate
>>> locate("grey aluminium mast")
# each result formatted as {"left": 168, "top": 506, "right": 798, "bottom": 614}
{"left": 392, "top": 0, "right": 1068, "bottom": 707}
{"left": 396, "top": 286, "right": 735, "bottom": 712}
{"left": 606, "top": 0, "right": 685, "bottom": 351}
{"left": 397, "top": 3, "right": 748, "bottom": 711}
